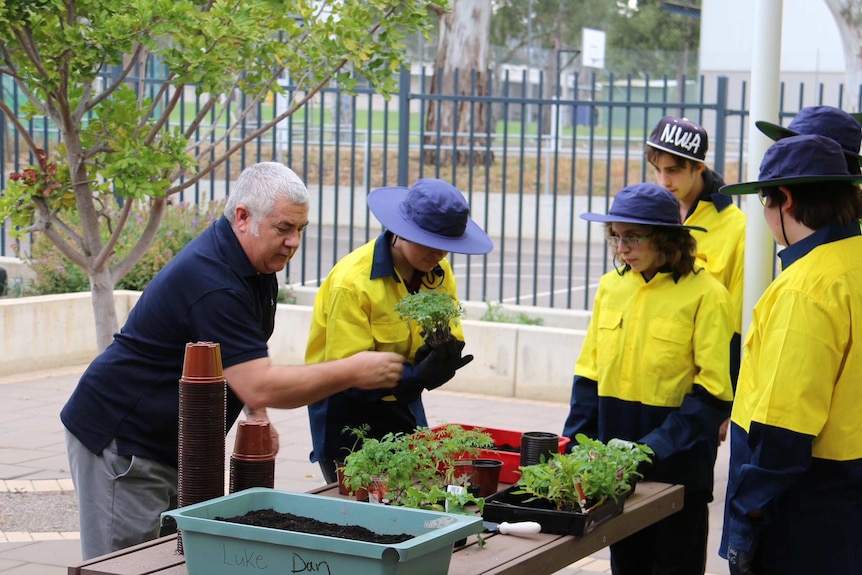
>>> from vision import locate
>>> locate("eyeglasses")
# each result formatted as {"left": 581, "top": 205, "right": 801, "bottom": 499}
{"left": 607, "top": 234, "right": 650, "bottom": 250}
{"left": 757, "top": 190, "right": 769, "bottom": 207}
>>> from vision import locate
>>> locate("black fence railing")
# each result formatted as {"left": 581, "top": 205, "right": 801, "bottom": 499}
{"left": 1, "top": 67, "right": 858, "bottom": 310}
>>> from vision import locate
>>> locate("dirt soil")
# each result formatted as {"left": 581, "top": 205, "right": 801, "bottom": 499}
{"left": 216, "top": 509, "right": 413, "bottom": 544}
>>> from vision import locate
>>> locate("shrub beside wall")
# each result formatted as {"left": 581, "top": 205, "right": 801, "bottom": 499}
{"left": 18, "top": 200, "right": 224, "bottom": 296}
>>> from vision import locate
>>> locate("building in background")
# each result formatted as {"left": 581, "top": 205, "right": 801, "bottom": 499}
{"left": 700, "top": 0, "right": 848, "bottom": 110}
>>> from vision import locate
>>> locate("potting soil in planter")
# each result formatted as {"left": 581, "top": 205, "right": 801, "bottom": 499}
{"left": 161, "top": 487, "right": 484, "bottom": 575}
{"left": 216, "top": 508, "right": 413, "bottom": 544}
{"left": 482, "top": 485, "right": 626, "bottom": 536}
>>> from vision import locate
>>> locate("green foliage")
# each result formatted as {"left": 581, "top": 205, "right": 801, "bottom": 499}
{"left": 514, "top": 434, "right": 653, "bottom": 512}
{"left": 607, "top": 1, "right": 701, "bottom": 77}
{"left": 340, "top": 424, "right": 493, "bottom": 513}
{"left": 18, "top": 200, "right": 223, "bottom": 296}
{"left": 489, "top": 0, "right": 700, "bottom": 78}
{"left": 0, "top": 0, "right": 445, "bottom": 346}
{"left": 480, "top": 301, "right": 544, "bottom": 326}
{"left": 395, "top": 289, "right": 464, "bottom": 347}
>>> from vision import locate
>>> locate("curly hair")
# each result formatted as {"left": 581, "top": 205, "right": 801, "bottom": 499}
{"left": 606, "top": 223, "right": 701, "bottom": 279}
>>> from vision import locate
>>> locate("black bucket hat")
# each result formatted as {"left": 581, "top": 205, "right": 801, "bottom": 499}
{"left": 581, "top": 183, "right": 707, "bottom": 232}
{"left": 367, "top": 178, "right": 493, "bottom": 255}
{"left": 720, "top": 134, "right": 862, "bottom": 195}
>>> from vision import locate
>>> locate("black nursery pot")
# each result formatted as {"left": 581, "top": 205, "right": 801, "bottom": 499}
{"left": 519, "top": 431, "right": 561, "bottom": 467}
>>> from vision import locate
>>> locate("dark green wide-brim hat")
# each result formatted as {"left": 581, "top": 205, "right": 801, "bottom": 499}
{"left": 720, "top": 133, "right": 862, "bottom": 195}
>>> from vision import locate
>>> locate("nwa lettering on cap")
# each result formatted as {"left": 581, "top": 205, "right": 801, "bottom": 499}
{"left": 646, "top": 116, "right": 708, "bottom": 163}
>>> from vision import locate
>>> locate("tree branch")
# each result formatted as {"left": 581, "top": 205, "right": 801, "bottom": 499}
{"left": 170, "top": 4, "right": 400, "bottom": 194}
{"left": 92, "top": 197, "right": 133, "bottom": 272}
{"left": 0, "top": 98, "right": 43, "bottom": 157}
{"left": 30, "top": 200, "right": 91, "bottom": 271}
{"left": 110, "top": 197, "right": 167, "bottom": 281}
{"left": 144, "top": 72, "right": 184, "bottom": 146}
{"left": 83, "top": 43, "right": 147, "bottom": 116}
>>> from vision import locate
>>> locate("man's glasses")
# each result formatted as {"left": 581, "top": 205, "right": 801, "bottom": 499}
{"left": 607, "top": 234, "right": 650, "bottom": 250}
{"left": 757, "top": 189, "right": 768, "bottom": 206}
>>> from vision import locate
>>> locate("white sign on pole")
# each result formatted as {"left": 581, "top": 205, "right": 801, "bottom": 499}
{"left": 582, "top": 28, "right": 606, "bottom": 70}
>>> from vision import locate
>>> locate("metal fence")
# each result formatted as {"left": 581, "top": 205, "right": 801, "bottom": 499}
{"left": 1, "top": 67, "right": 859, "bottom": 309}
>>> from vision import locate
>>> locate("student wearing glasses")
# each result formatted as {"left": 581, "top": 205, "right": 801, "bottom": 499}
{"left": 562, "top": 182, "right": 734, "bottom": 575}
{"left": 719, "top": 134, "right": 862, "bottom": 575}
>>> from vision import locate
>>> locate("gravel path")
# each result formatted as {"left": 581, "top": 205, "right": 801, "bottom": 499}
{"left": 0, "top": 492, "right": 80, "bottom": 533}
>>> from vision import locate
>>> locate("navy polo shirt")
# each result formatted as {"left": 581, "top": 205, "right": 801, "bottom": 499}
{"left": 60, "top": 216, "right": 276, "bottom": 468}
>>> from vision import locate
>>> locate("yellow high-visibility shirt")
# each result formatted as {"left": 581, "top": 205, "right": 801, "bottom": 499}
{"left": 575, "top": 267, "right": 733, "bottom": 407}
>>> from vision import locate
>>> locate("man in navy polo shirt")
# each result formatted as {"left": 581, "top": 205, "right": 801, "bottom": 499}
{"left": 61, "top": 162, "right": 405, "bottom": 560}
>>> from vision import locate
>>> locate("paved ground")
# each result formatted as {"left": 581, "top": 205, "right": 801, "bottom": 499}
{"left": 0, "top": 365, "right": 730, "bottom": 575}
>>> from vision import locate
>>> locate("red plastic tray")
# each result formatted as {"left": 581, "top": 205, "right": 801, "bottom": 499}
{"left": 430, "top": 424, "right": 570, "bottom": 484}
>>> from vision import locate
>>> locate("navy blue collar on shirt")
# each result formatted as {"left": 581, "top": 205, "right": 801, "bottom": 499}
{"left": 778, "top": 221, "right": 861, "bottom": 269}
{"left": 692, "top": 168, "right": 733, "bottom": 214}
{"left": 214, "top": 216, "right": 262, "bottom": 279}
{"left": 370, "top": 231, "right": 401, "bottom": 282}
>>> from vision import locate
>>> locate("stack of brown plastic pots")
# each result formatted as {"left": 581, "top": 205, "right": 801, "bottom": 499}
{"left": 229, "top": 419, "right": 275, "bottom": 493}
{"left": 177, "top": 341, "right": 226, "bottom": 553}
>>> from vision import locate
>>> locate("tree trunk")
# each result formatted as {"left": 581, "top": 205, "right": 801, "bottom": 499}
{"left": 89, "top": 266, "right": 120, "bottom": 352}
{"left": 824, "top": 0, "right": 862, "bottom": 112}
{"left": 424, "top": 0, "right": 494, "bottom": 166}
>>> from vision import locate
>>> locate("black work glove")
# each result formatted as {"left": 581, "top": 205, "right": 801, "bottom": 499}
{"left": 413, "top": 343, "right": 433, "bottom": 365}
{"left": 636, "top": 458, "right": 653, "bottom": 480}
{"left": 414, "top": 339, "right": 473, "bottom": 391}
{"left": 727, "top": 546, "right": 758, "bottom": 575}
{"left": 393, "top": 340, "right": 473, "bottom": 401}
{"left": 389, "top": 344, "right": 434, "bottom": 403}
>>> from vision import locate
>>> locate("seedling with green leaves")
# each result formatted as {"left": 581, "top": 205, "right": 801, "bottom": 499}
{"left": 340, "top": 424, "right": 493, "bottom": 513}
{"left": 514, "top": 433, "right": 653, "bottom": 512}
{"left": 395, "top": 290, "right": 464, "bottom": 347}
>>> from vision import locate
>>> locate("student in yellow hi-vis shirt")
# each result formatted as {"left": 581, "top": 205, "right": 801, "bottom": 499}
{"left": 719, "top": 134, "right": 862, "bottom": 575}
{"left": 646, "top": 116, "right": 746, "bottom": 443}
{"left": 305, "top": 178, "right": 493, "bottom": 484}
{"left": 562, "top": 182, "right": 734, "bottom": 575}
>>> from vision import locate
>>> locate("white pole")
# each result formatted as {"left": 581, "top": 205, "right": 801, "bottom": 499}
{"left": 742, "top": 0, "right": 783, "bottom": 336}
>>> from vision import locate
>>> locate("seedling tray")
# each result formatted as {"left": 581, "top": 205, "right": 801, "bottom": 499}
{"left": 482, "top": 485, "right": 626, "bottom": 536}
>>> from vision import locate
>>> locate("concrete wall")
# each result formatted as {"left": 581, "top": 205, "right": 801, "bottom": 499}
{"left": 0, "top": 291, "right": 588, "bottom": 403}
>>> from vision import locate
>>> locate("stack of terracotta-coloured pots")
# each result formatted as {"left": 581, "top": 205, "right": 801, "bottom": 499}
{"left": 177, "top": 341, "right": 226, "bottom": 553}
{"left": 229, "top": 419, "right": 275, "bottom": 493}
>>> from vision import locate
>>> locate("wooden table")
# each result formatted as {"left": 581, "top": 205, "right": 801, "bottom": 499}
{"left": 68, "top": 481, "right": 683, "bottom": 575}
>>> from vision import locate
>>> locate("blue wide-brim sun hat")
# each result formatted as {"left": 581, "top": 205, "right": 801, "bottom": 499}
{"left": 580, "top": 183, "right": 707, "bottom": 232}
{"left": 755, "top": 106, "right": 862, "bottom": 163}
{"left": 367, "top": 178, "right": 493, "bottom": 255}
{"left": 720, "top": 133, "right": 862, "bottom": 195}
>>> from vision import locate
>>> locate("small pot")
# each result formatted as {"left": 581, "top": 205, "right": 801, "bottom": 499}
{"left": 335, "top": 461, "right": 350, "bottom": 496}
{"left": 471, "top": 458, "right": 504, "bottom": 497}
{"left": 520, "top": 431, "right": 560, "bottom": 467}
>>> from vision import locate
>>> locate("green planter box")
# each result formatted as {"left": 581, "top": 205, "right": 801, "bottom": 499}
{"left": 161, "top": 487, "right": 483, "bottom": 575}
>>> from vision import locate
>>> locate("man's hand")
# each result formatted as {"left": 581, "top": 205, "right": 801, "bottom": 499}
{"left": 719, "top": 418, "right": 730, "bottom": 443}
{"left": 727, "top": 546, "right": 757, "bottom": 575}
{"left": 347, "top": 351, "right": 404, "bottom": 390}
{"left": 242, "top": 408, "right": 280, "bottom": 455}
